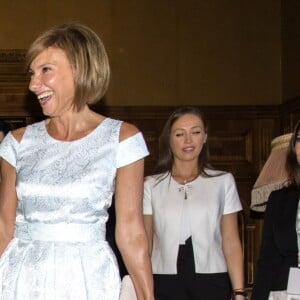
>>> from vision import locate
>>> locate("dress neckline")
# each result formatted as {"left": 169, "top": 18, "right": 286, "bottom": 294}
{"left": 170, "top": 174, "right": 199, "bottom": 186}
{"left": 41, "top": 118, "right": 109, "bottom": 143}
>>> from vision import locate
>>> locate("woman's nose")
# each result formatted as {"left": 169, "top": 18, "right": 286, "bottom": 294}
{"left": 29, "top": 74, "right": 42, "bottom": 93}
{"left": 185, "top": 133, "right": 192, "bottom": 143}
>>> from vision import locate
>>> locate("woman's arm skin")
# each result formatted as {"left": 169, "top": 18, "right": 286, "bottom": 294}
{"left": 0, "top": 127, "right": 25, "bottom": 255}
{"left": 221, "top": 212, "right": 245, "bottom": 300}
{"left": 114, "top": 122, "right": 154, "bottom": 300}
{"left": 0, "top": 159, "right": 17, "bottom": 255}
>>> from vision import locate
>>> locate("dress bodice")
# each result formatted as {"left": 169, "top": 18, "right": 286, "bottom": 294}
{"left": 15, "top": 119, "right": 119, "bottom": 226}
{"left": 0, "top": 118, "right": 149, "bottom": 300}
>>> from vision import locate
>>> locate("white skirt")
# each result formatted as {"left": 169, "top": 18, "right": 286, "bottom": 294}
{"left": 119, "top": 275, "right": 137, "bottom": 300}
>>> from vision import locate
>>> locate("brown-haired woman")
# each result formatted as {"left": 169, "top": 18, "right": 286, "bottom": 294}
{"left": 143, "top": 105, "right": 245, "bottom": 299}
{"left": 252, "top": 120, "right": 300, "bottom": 300}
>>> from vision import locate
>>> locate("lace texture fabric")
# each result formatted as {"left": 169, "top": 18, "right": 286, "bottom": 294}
{"left": 0, "top": 118, "right": 149, "bottom": 300}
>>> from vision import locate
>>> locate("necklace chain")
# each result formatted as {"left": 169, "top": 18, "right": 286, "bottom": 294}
{"left": 173, "top": 173, "right": 198, "bottom": 200}
{"left": 173, "top": 173, "right": 199, "bottom": 185}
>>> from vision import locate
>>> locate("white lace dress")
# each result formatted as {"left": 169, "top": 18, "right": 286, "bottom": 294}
{"left": 0, "top": 118, "right": 149, "bottom": 300}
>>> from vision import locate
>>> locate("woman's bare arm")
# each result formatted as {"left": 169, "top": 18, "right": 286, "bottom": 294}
{"left": 0, "top": 127, "right": 25, "bottom": 255}
{"left": 0, "top": 159, "right": 17, "bottom": 255}
{"left": 221, "top": 212, "right": 245, "bottom": 300}
{"left": 114, "top": 122, "right": 154, "bottom": 300}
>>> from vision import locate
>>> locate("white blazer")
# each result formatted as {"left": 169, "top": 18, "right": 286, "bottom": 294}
{"left": 143, "top": 170, "right": 242, "bottom": 274}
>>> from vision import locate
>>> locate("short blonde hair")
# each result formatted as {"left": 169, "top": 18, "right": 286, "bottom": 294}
{"left": 26, "top": 23, "right": 110, "bottom": 111}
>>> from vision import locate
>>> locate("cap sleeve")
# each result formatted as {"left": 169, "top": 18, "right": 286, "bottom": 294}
{"left": 0, "top": 132, "right": 19, "bottom": 168}
{"left": 223, "top": 172, "right": 243, "bottom": 214}
{"left": 116, "top": 132, "right": 149, "bottom": 168}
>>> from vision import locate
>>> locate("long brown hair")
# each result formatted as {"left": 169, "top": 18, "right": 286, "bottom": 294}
{"left": 155, "top": 106, "right": 216, "bottom": 177}
{"left": 286, "top": 120, "right": 300, "bottom": 190}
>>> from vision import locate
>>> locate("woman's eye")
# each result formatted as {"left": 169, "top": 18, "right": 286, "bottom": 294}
{"left": 42, "top": 66, "right": 51, "bottom": 73}
{"left": 192, "top": 131, "right": 201, "bottom": 135}
{"left": 175, "top": 133, "right": 184, "bottom": 137}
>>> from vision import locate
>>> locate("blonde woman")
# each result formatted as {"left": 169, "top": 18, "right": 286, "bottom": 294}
{"left": 0, "top": 23, "right": 154, "bottom": 300}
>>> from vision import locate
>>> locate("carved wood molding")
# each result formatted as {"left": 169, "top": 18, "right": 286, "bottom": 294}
{"left": 281, "top": 98, "right": 300, "bottom": 131}
{"left": 0, "top": 49, "right": 26, "bottom": 63}
{"left": 1, "top": 49, "right": 300, "bottom": 289}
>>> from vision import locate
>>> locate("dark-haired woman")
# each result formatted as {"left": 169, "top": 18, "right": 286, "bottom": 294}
{"left": 252, "top": 120, "right": 300, "bottom": 300}
{"left": 143, "top": 106, "right": 246, "bottom": 299}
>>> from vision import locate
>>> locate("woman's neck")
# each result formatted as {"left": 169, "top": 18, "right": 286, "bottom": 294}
{"left": 45, "top": 107, "right": 104, "bottom": 141}
{"left": 171, "top": 164, "right": 199, "bottom": 184}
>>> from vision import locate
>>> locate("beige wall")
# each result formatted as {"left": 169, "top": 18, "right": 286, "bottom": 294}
{"left": 0, "top": 0, "right": 282, "bottom": 106}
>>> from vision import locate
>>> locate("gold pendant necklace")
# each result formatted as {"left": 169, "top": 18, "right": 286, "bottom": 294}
{"left": 173, "top": 174, "right": 199, "bottom": 185}
{"left": 175, "top": 175, "right": 198, "bottom": 200}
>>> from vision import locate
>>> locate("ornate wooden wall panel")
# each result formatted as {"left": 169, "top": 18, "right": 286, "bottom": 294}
{"left": 281, "top": 99, "right": 300, "bottom": 131}
{"left": 1, "top": 49, "right": 300, "bottom": 288}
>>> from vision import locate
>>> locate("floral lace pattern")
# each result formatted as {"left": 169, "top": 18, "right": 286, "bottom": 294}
{"left": 0, "top": 118, "right": 149, "bottom": 300}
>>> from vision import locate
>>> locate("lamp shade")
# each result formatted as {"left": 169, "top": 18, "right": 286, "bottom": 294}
{"left": 251, "top": 132, "right": 292, "bottom": 212}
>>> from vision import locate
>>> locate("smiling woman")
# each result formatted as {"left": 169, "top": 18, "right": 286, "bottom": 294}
{"left": 28, "top": 47, "right": 76, "bottom": 119}
{"left": 0, "top": 23, "right": 154, "bottom": 300}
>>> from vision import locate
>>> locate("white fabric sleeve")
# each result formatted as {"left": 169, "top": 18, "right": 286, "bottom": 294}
{"left": 116, "top": 132, "right": 149, "bottom": 168}
{"left": 142, "top": 176, "right": 153, "bottom": 215}
{"left": 0, "top": 132, "right": 18, "bottom": 168}
{"left": 223, "top": 172, "right": 243, "bottom": 214}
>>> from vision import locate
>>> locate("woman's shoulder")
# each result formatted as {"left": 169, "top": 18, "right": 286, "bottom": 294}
{"left": 269, "top": 184, "right": 298, "bottom": 200}
{"left": 204, "top": 168, "right": 233, "bottom": 179}
{"left": 10, "top": 120, "right": 44, "bottom": 143}
{"left": 265, "top": 184, "right": 299, "bottom": 214}
{"left": 145, "top": 172, "right": 169, "bottom": 184}
{"left": 10, "top": 126, "right": 27, "bottom": 143}
{"left": 119, "top": 121, "right": 139, "bottom": 142}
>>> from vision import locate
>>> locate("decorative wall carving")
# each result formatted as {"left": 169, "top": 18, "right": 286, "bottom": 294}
{"left": 1, "top": 49, "right": 300, "bottom": 287}
{"left": 0, "top": 49, "right": 25, "bottom": 63}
